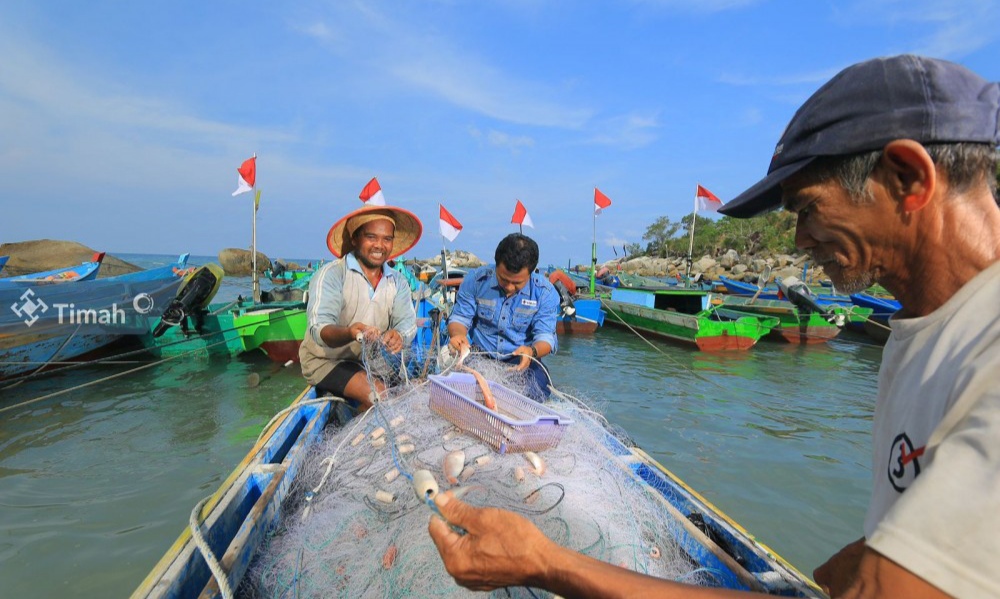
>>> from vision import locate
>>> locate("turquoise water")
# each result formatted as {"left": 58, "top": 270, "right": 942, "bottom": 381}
{"left": 0, "top": 254, "right": 878, "bottom": 596}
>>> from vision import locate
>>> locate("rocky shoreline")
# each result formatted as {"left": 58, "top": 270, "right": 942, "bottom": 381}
{"left": 0, "top": 240, "right": 141, "bottom": 278}
{"left": 2, "top": 241, "right": 823, "bottom": 285}
{"left": 592, "top": 250, "right": 827, "bottom": 285}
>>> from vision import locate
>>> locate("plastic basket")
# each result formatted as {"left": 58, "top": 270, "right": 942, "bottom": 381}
{"left": 428, "top": 372, "right": 573, "bottom": 454}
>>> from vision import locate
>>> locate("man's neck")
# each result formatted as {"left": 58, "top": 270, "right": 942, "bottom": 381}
{"left": 884, "top": 191, "right": 1000, "bottom": 317}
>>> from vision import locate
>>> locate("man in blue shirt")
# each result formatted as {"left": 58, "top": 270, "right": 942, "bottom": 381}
{"left": 447, "top": 233, "right": 559, "bottom": 400}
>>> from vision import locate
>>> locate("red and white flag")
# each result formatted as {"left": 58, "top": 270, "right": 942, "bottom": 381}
{"left": 439, "top": 204, "right": 463, "bottom": 242}
{"left": 594, "top": 187, "right": 612, "bottom": 215}
{"left": 359, "top": 177, "right": 386, "bottom": 206}
{"left": 511, "top": 199, "right": 534, "bottom": 229}
{"left": 232, "top": 156, "right": 256, "bottom": 196}
{"left": 695, "top": 184, "right": 723, "bottom": 212}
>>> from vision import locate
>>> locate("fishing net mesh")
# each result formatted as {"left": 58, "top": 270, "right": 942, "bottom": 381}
{"left": 241, "top": 339, "right": 711, "bottom": 598}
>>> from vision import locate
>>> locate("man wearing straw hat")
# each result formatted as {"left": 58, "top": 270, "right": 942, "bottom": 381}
{"left": 430, "top": 55, "right": 1000, "bottom": 598}
{"left": 300, "top": 204, "right": 423, "bottom": 411}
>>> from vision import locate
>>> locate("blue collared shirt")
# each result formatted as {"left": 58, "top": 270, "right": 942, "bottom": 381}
{"left": 448, "top": 266, "right": 559, "bottom": 357}
{"left": 306, "top": 254, "right": 416, "bottom": 346}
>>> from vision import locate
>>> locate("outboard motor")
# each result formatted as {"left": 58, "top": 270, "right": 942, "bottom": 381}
{"left": 778, "top": 276, "right": 844, "bottom": 326}
{"left": 552, "top": 280, "right": 577, "bottom": 317}
{"left": 153, "top": 263, "right": 224, "bottom": 337}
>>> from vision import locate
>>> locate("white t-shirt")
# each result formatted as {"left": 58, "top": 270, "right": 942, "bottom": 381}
{"left": 865, "top": 260, "right": 1000, "bottom": 598}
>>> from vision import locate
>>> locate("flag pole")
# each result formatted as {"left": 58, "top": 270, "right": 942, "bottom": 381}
{"left": 251, "top": 152, "right": 260, "bottom": 303}
{"left": 441, "top": 233, "right": 449, "bottom": 283}
{"left": 590, "top": 197, "right": 597, "bottom": 297}
{"left": 685, "top": 184, "right": 700, "bottom": 284}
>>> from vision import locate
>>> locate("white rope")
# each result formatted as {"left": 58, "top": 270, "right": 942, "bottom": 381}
{"left": 189, "top": 495, "right": 234, "bottom": 599}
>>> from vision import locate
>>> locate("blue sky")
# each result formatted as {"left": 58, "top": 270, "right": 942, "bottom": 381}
{"left": 2, "top": 1, "right": 999, "bottom": 266}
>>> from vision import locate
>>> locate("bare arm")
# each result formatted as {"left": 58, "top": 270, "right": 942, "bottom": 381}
{"left": 428, "top": 491, "right": 760, "bottom": 599}
{"left": 838, "top": 548, "right": 951, "bottom": 599}
{"left": 319, "top": 322, "right": 378, "bottom": 348}
{"left": 814, "top": 537, "right": 865, "bottom": 596}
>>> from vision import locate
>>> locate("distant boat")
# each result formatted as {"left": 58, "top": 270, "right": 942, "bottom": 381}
{"left": 849, "top": 293, "right": 900, "bottom": 343}
{"left": 0, "top": 252, "right": 105, "bottom": 285}
{"left": 264, "top": 263, "right": 315, "bottom": 285}
{"left": 616, "top": 271, "right": 675, "bottom": 289}
{"left": 557, "top": 298, "right": 605, "bottom": 334}
{"left": 0, "top": 254, "right": 190, "bottom": 379}
{"left": 143, "top": 265, "right": 307, "bottom": 362}
{"left": 547, "top": 269, "right": 606, "bottom": 334}
{"left": 0, "top": 256, "right": 8, "bottom": 275}
{"left": 716, "top": 296, "right": 863, "bottom": 344}
{"left": 602, "top": 287, "right": 779, "bottom": 351}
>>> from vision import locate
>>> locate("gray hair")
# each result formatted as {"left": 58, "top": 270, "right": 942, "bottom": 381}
{"left": 802, "top": 143, "right": 998, "bottom": 205}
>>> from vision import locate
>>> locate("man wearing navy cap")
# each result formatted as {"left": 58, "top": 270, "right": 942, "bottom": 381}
{"left": 428, "top": 55, "right": 1000, "bottom": 598}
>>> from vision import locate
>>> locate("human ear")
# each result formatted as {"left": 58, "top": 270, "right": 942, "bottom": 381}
{"left": 880, "top": 140, "right": 936, "bottom": 213}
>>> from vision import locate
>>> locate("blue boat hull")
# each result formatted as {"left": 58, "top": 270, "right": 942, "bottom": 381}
{"left": 134, "top": 386, "right": 823, "bottom": 598}
{"left": 0, "top": 256, "right": 190, "bottom": 379}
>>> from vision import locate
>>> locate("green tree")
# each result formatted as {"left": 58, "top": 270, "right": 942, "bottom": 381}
{"left": 642, "top": 216, "right": 682, "bottom": 257}
{"left": 679, "top": 214, "right": 717, "bottom": 257}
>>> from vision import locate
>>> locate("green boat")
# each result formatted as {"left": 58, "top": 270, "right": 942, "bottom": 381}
{"left": 232, "top": 303, "right": 307, "bottom": 363}
{"left": 602, "top": 287, "right": 779, "bottom": 351}
{"left": 143, "top": 300, "right": 252, "bottom": 360}
{"left": 143, "top": 264, "right": 309, "bottom": 362}
{"left": 717, "top": 296, "right": 863, "bottom": 344}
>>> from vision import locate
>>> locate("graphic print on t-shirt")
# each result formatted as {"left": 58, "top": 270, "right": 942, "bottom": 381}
{"left": 887, "top": 431, "right": 925, "bottom": 492}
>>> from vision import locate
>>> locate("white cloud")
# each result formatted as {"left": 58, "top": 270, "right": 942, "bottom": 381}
{"left": 292, "top": 5, "right": 594, "bottom": 129}
{"left": 842, "top": 0, "right": 1000, "bottom": 58}
{"left": 296, "top": 21, "right": 336, "bottom": 42}
{"left": 586, "top": 112, "right": 660, "bottom": 149}
{"left": 486, "top": 129, "right": 535, "bottom": 151}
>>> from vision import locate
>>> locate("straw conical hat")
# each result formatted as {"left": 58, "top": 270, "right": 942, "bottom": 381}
{"left": 326, "top": 205, "right": 422, "bottom": 259}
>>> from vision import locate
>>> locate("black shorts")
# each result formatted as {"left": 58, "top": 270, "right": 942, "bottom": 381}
{"left": 315, "top": 361, "right": 366, "bottom": 398}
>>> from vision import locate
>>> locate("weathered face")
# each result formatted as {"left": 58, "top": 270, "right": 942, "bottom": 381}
{"left": 353, "top": 219, "right": 395, "bottom": 270}
{"left": 495, "top": 263, "right": 531, "bottom": 297}
{"left": 781, "top": 172, "right": 887, "bottom": 293}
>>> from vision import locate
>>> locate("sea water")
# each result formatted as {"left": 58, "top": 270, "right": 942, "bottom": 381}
{"left": 0, "top": 253, "right": 877, "bottom": 597}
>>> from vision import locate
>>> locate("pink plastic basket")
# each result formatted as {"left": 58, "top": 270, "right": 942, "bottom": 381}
{"left": 428, "top": 372, "right": 573, "bottom": 454}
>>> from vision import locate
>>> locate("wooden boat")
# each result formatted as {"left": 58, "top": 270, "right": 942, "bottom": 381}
{"left": 849, "top": 293, "right": 900, "bottom": 343}
{"left": 546, "top": 269, "right": 606, "bottom": 334}
{"left": 0, "top": 254, "right": 190, "bottom": 379}
{"left": 132, "top": 384, "right": 824, "bottom": 598}
{"left": 717, "top": 296, "right": 852, "bottom": 344}
{"left": 557, "top": 297, "right": 605, "bottom": 334}
{"left": 0, "top": 252, "right": 105, "bottom": 285}
{"left": 719, "top": 276, "right": 886, "bottom": 338}
{"left": 232, "top": 303, "right": 308, "bottom": 363}
{"left": 616, "top": 272, "right": 675, "bottom": 289}
{"left": 264, "top": 268, "right": 314, "bottom": 285}
{"left": 143, "top": 299, "right": 248, "bottom": 360}
{"left": 602, "top": 287, "right": 779, "bottom": 351}
{"left": 718, "top": 276, "right": 848, "bottom": 304}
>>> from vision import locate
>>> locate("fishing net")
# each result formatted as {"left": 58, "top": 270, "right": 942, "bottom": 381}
{"left": 241, "top": 338, "right": 713, "bottom": 598}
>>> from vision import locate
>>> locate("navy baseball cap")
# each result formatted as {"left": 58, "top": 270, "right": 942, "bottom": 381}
{"left": 720, "top": 55, "right": 1000, "bottom": 218}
